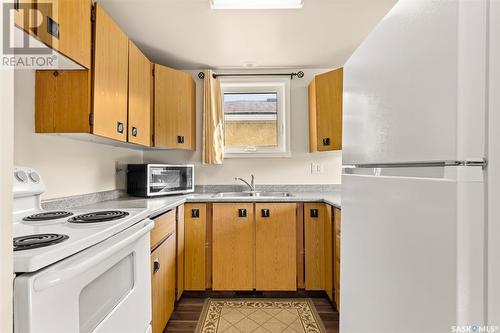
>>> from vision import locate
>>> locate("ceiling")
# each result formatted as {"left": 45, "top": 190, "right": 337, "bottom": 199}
{"left": 98, "top": 0, "right": 398, "bottom": 69}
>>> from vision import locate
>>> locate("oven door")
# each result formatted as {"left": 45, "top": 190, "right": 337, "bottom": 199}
{"left": 14, "top": 219, "right": 154, "bottom": 333}
{"left": 147, "top": 164, "right": 194, "bottom": 196}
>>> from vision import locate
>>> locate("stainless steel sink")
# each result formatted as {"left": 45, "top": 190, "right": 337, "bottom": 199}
{"left": 212, "top": 191, "right": 294, "bottom": 198}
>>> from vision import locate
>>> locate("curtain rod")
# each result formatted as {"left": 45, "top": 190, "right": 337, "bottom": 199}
{"left": 197, "top": 71, "right": 304, "bottom": 80}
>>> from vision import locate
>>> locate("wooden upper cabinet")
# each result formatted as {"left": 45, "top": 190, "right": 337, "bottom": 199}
{"left": 128, "top": 41, "right": 152, "bottom": 146}
{"left": 212, "top": 203, "right": 254, "bottom": 291}
{"left": 154, "top": 64, "right": 196, "bottom": 150}
{"left": 35, "top": 70, "right": 91, "bottom": 133}
{"left": 15, "top": 0, "right": 91, "bottom": 68}
{"left": 309, "top": 68, "right": 343, "bottom": 152}
{"left": 92, "top": 4, "right": 129, "bottom": 142}
{"left": 13, "top": 1, "right": 36, "bottom": 35}
{"left": 255, "top": 203, "right": 297, "bottom": 291}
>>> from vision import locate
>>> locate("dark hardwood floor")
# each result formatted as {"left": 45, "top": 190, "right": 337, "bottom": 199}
{"left": 164, "top": 295, "right": 339, "bottom": 333}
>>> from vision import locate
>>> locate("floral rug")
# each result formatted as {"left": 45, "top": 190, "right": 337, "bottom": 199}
{"left": 195, "top": 298, "right": 326, "bottom": 333}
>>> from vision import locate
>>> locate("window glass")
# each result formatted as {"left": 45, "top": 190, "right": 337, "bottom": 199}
{"left": 223, "top": 92, "right": 278, "bottom": 148}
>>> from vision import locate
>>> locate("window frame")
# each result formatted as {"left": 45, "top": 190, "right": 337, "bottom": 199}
{"left": 220, "top": 76, "right": 291, "bottom": 158}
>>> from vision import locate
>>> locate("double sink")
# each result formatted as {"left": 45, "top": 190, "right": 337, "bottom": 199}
{"left": 212, "top": 191, "right": 294, "bottom": 198}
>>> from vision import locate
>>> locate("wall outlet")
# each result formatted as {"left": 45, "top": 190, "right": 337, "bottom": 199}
{"left": 311, "top": 163, "right": 324, "bottom": 174}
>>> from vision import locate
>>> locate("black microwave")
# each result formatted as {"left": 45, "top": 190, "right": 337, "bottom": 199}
{"left": 127, "top": 164, "right": 194, "bottom": 197}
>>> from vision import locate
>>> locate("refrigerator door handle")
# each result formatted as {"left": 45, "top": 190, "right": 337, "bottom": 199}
{"left": 342, "top": 159, "right": 487, "bottom": 169}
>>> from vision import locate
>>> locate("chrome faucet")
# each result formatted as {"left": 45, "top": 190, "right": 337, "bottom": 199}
{"left": 235, "top": 174, "right": 255, "bottom": 192}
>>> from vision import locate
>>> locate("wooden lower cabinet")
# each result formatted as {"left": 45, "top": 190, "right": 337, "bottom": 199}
{"left": 325, "top": 205, "right": 333, "bottom": 301}
{"left": 255, "top": 203, "right": 297, "bottom": 291}
{"left": 304, "top": 203, "right": 334, "bottom": 302}
{"left": 334, "top": 207, "right": 341, "bottom": 310}
{"left": 304, "top": 203, "right": 326, "bottom": 290}
{"left": 212, "top": 203, "right": 254, "bottom": 290}
{"left": 176, "top": 205, "right": 185, "bottom": 301}
{"left": 184, "top": 204, "right": 207, "bottom": 290}
{"left": 151, "top": 234, "right": 175, "bottom": 333}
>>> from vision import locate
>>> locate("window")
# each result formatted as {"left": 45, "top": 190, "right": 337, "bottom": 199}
{"left": 220, "top": 77, "right": 290, "bottom": 157}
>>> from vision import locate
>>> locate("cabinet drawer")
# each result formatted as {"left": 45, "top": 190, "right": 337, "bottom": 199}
{"left": 151, "top": 210, "right": 176, "bottom": 249}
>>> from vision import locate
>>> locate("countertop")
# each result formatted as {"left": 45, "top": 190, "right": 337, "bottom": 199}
{"left": 78, "top": 191, "right": 341, "bottom": 218}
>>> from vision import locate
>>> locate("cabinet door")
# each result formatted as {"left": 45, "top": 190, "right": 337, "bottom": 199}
{"left": 35, "top": 70, "right": 91, "bottom": 133}
{"left": 309, "top": 68, "right": 343, "bottom": 152}
{"left": 304, "top": 203, "right": 326, "bottom": 290}
{"left": 212, "top": 203, "right": 254, "bottom": 290}
{"left": 255, "top": 203, "right": 297, "bottom": 291}
{"left": 36, "top": 0, "right": 91, "bottom": 68}
{"left": 325, "top": 205, "right": 333, "bottom": 301}
{"left": 334, "top": 208, "right": 341, "bottom": 310}
{"left": 13, "top": 0, "right": 36, "bottom": 35}
{"left": 176, "top": 205, "right": 185, "bottom": 301}
{"left": 184, "top": 204, "right": 206, "bottom": 291}
{"left": 151, "top": 235, "right": 175, "bottom": 333}
{"left": 128, "top": 41, "right": 152, "bottom": 146}
{"left": 154, "top": 64, "right": 196, "bottom": 150}
{"left": 92, "top": 4, "right": 128, "bottom": 142}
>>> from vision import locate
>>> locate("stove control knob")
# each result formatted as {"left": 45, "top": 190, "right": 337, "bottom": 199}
{"left": 15, "top": 170, "right": 28, "bottom": 183}
{"left": 29, "top": 171, "right": 40, "bottom": 183}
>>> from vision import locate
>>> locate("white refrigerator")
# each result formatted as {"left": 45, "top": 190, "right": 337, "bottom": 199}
{"left": 341, "top": 0, "right": 497, "bottom": 332}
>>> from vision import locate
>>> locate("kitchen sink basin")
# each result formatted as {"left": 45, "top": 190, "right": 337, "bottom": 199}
{"left": 212, "top": 191, "right": 294, "bottom": 198}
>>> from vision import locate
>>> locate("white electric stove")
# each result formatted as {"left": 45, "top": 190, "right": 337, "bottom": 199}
{"left": 13, "top": 166, "right": 153, "bottom": 333}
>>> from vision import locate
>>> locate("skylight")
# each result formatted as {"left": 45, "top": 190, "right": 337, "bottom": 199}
{"left": 210, "top": 0, "right": 304, "bottom": 10}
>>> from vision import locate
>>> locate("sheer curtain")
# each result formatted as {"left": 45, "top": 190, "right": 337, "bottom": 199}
{"left": 202, "top": 70, "right": 224, "bottom": 164}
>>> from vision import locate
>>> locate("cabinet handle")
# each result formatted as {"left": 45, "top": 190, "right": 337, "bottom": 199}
{"left": 47, "top": 16, "right": 59, "bottom": 39}
{"left": 177, "top": 135, "right": 185, "bottom": 144}
{"left": 238, "top": 209, "right": 247, "bottom": 218}
{"left": 322, "top": 138, "right": 331, "bottom": 146}
{"left": 191, "top": 209, "right": 200, "bottom": 218}
{"left": 153, "top": 258, "right": 160, "bottom": 273}
{"left": 131, "top": 127, "right": 138, "bottom": 137}
{"left": 261, "top": 209, "right": 270, "bottom": 218}
{"left": 310, "top": 209, "right": 319, "bottom": 218}
{"left": 117, "top": 122, "right": 124, "bottom": 134}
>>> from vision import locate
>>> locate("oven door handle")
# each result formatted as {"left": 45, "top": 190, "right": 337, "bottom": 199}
{"left": 33, "top": 219, "right": 155, "bottom": 292}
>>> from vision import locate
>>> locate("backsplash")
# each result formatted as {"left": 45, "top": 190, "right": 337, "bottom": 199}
{"left": 194, "top": 184, "right": 341, "bottom": 193}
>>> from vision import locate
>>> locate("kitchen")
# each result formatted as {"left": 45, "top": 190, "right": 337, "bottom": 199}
{"left": 1, "top": 0, "right": 499, "bottom": 333}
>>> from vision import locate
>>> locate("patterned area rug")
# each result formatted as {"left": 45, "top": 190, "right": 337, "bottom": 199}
{"left": 195, "top": 299, "right": 327, "bottom": 333}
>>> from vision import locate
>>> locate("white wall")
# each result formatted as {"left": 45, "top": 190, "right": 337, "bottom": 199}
{"left": 144, "top": 68, "right": 343, "bottom": 185}
{"left": 0, "top": 62, "right": 14, "bottom": 333}
{"left": 14, "top": 70, "right": 143, "bottom": 200}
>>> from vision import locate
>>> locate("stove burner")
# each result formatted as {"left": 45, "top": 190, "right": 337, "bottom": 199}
{"left": 68, "top": 210, "right": 130, "bottom": 223}
{"left": 13, "top": 234, "right": 69, "bottom": 251}
{"left": 23, "top": 211, "right": 73, "bottom": 222}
